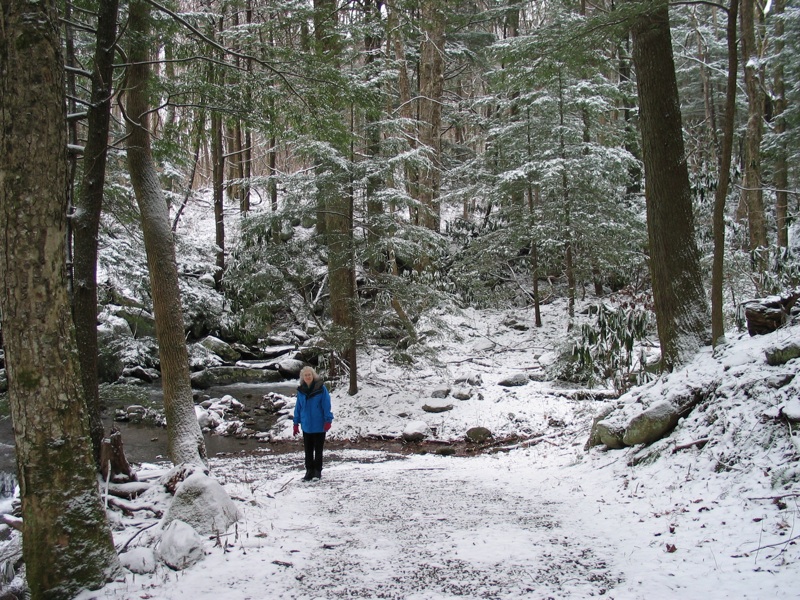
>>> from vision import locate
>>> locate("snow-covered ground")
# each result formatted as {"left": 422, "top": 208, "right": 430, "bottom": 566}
{"left": 0, "top": 297, "right": 793, "bottom": 599}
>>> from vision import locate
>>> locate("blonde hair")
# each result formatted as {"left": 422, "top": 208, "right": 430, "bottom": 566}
{"left": 299, "top": 366, "right": 318, "bottom": 382}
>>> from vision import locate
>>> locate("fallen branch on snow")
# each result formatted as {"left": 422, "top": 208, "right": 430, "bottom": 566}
{"left": 1, "top": 514, "right": 22, "bottom": 531}
{"left": 672, "top": 438, "right": 710, "bottom": 453}
{"left": 105, "top": 495, "right": 163, "bottom": 518}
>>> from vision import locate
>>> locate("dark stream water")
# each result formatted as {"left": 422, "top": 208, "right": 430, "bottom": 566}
{"left": 0, "top": 380, "right": 299, "bottom": 486}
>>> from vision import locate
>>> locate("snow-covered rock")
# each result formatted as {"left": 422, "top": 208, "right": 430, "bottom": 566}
{"left": 465, "top": 426, "right": 492, "bottom": 443}
{"left": 120, "top": 547, "right": 157, "bottom": 574}
{"left": 422, "top": 399, "right": 453, "bottom": 413}
{"left": 277, "top": 359, "right": 305, "bottom": 379}
{"left": 781, "top": 399, "right": 800, "bottom": 423}
{"left": 157, "top": 520, "right": 205, "bottom": 571}
{"left": 452, "top": 387, "right": 474, "bottom": 400}
{"left": 402, "top": 420, "right": 430, "bottom": 442}
{"left": 162, "top": 472, "right": 240, "bottom": 536}
{"left": 497, "top": 373, "right": 529, "bottom": 387}
{"left": 200, "top": 335, "right": 241, "bottom": 363}
{"left": 430, "top": 386, "right": 451, "bottom": 398}
{"left": 622, "top": 400, "right": 679, "bottom": 446}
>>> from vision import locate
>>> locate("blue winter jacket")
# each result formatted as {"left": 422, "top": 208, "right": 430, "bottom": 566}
{"left": 293, "top": 378, "right": 333, "bottom": 434}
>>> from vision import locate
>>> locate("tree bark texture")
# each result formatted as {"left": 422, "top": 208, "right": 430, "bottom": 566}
{"left": 740, "top": 0, "right": 767, "bottom": 253}
{"left": 631, "top": 0, "right": 709, "bottom": 370}
{"left": 125, "top": 0, "right": 207, "bottom": 466}
{"left": 211, "top": 109, "right": 226, "bottom": 291}
{"left": 711, "top": 0, "right": 739, "bottom": 346}
{"left": 416, "top": 0, "right": 446, "bottom": 232}
{"left": 772, "top": 0, "right": 788, "bottom": 249}
{"left": 0, "top": 1, "right": 122, "bottom": 596}
{"left": 315, "top": 0, "right": 358, "bottom": 393}
{"left": 72, "top": 0, "right": 120, "bottom": 465}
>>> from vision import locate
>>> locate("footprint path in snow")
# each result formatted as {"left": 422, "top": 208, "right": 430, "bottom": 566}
{"left": 243, "top": 450, "right": 621, "bottom": 599}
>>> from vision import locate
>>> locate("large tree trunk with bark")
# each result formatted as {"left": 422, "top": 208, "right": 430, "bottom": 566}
{"left": 72, "top": 0, "right": 120, "bottom": 465}
{"left": 631, "top": 0, "right": 710, "bottom": 370}
{"left": 772, "top": 0, "right": 788, "bottom": 249}
{"left": 125, "top": 0, "right": 207, "bottom": 466}
{"left": 313, "top": 0, "right": 359, "bottom": 393}
{"left": 740, "top": 0, "right": 768, "bottom": 255}
{"left": 711, "top": 0, "right": 739, "bottom": 346}
{"left": 416, "top": 0, "right": 446, "bottom": 232}
{"left": 0, "top": 1, "right": 122, "bottom": 596}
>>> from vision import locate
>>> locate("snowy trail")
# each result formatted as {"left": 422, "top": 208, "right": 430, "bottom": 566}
{"left": 186, "top": 449, "right": 620, "bottom": 600}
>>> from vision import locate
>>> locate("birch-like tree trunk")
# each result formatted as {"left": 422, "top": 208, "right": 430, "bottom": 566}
{"left": 125, "top": 0, "right": 206, "bottom": 466}
{"left": 631, "top": 0, "right": 710, "bottom": 370}
{"left": 0, "top": 1, "right": 122, "bottom": 595}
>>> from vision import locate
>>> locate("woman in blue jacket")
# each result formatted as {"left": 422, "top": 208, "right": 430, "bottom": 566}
{"left": 293, "top": 366, "right": 334, "bottom": 481}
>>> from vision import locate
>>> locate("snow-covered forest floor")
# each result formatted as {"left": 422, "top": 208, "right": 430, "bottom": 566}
{"left": 65, "top": 300, "right": 800, "bottom": 600}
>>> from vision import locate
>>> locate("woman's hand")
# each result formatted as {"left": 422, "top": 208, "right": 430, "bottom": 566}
{"left": 293, "top": 424, "right": 299, "bottom": 436}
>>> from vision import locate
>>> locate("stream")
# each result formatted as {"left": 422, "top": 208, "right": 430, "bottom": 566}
{"left": 0, "top": 380, "right": 300, "bottom": 494}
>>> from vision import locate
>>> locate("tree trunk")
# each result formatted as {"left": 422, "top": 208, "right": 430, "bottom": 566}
{"left": 0, "top": 2, "right": 122, "bottom": 595}
{"left": 125, "top": 0, "right": 207, "bottom": 466}
{"left": 417, "top": 0, "right": 446, "bottom": 232}
{"left": 740, "top": 0, "right": 768, "bottom": 255}
{"left": 631, "top": 0, "right": 710, "bottom": 370}
{"left": 772, "top": 0, "right": 788, "bottom": 249}
{"left": 211, "top": 110, "right": 226, "bottom": 291}
{"left": 711, "top": 0, "right": 739, "bottom": 346}
{"left": 315, "top": 0, "right": 358, "bottom": 394}
{"left": 72, "top": 0, "right": 120, "bottom": 465}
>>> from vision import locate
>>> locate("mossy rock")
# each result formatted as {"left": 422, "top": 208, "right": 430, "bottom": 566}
{"left": 465, "top": 426, "right": 493, "bottom": 443}
{"left": 765, "top": 342, "right": 800, "bottom": 366}
{"left": 622, "top": 400, "right": 679, "bottom": 446}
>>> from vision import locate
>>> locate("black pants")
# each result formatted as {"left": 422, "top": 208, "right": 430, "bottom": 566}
{"left": 303, "top": 432, "right": 326, "bottom": 474}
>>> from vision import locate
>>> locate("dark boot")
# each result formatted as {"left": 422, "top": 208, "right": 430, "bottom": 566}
{"left": 313, "top": 470, "right": 321, "bottom": 480}
{"left": 303, "top": 470, "right": 313, "bottom": 482}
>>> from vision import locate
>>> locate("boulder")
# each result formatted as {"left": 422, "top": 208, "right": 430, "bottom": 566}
{"left": 781, "top": 399, "right": 800, "bottom": 423}
{"left": 199, "top": 336, "right": 241, "bottom": 363}
{"left": 498, "top": 373, "right": 528, "bottom": 387}
{"left": 162, "top": 471, "right": 240, "bottom": 536}
{"left": 422, "top": 399, "right": 453, "bottom": 413}
{"left": 188, "top": 343, "right": 224, "bottom": 371}
{"left": 622, "top": 400, "right": 679, "bottom": 446}
{"left": 584, "top": 403, "right": 618, "bottom": 450}
{"left": 452, "top": 387, "right": 474, "bottom": 401}
{"left": 402, "top": 421, "right": 429, "bottom": 442}
{"left": 430, "top": 386, "right": 451, "bottom": 399}
{"left": 190, "top": 366, "right": 283, "bottom": 389}
{"left": 595, "top": 419, "right": 626, "bottom": 449}
{"left": 765, "top": 342, "right": 800, "bottom": 366}
{"left": 465, "top": 427, "right": 492, "bottom": 443}
{"left": 114, "top": 307, "right": 156, "bottom": 338}
{"left": 277, "top": 359, "right": 305, "bottom": 379}
{"left": 122, "top": 366, "right": 157, "bottom": 384}
{"left": 157, "top": 520, "right": 205, "bottom": 570}
{"left": 454, "top": 372, "right": 482, "bottom": 386}
{"left": 120, "top": 547, "right": 157, "bottom": 574}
